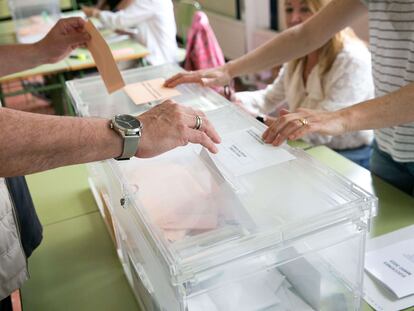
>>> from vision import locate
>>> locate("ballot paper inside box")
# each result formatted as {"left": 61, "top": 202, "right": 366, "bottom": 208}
{"left": 67, "top": 63, "right": 378, "bottom": 311}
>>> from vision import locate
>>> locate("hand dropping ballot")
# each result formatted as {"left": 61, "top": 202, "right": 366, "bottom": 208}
{"left": 206, "top": 127, "right": 295, "bottom": 177}
{"left": 84, "top": 20, "right": 181, "bottom": 102}
{"left": 365, "top": 238, "right": 414, "bottom": 299}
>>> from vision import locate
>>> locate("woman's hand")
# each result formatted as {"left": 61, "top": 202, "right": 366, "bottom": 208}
{"left": 164, "top": 65, "right": 232, "bottom": 88}
{"left": 262, "top": 108, "right": 347, "bottom": 145}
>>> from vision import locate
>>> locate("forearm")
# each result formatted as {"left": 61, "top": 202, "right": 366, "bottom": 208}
{"left": 0, "top": 43, "right": 47, "bottom": 77}
{"left": 226, "top": 0, "right": 365, "bottom": 78}
{"left": 0, "top": 108, "right": 122, "bottom": 177}
{"left": 341, "top": 83, "right": 414, "bottom": 132}
{"left": 226, "top": 25, "right": 313, "bottom": 78}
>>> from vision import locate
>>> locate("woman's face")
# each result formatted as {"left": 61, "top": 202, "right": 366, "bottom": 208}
{"left": 284, "top": 0, "right": 314, "bottom": 28}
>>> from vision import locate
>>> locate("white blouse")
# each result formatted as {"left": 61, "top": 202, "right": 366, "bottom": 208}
{"left": 236, "top": 38, "right": 375, "bottom": 150}
{"left": 99, "top": 0, "right": 178, "bottom": 65}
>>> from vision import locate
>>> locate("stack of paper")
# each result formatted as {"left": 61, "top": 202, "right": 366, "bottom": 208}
{"left": 364, "top": 225, "right": 414, "bottom": 311}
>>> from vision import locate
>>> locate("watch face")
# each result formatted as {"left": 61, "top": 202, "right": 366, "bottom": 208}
{"left": 115, "top": 114, "right": 141, "bottom": 130}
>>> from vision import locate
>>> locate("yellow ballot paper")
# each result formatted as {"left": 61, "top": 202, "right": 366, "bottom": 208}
{"left": 84, "top": 20, "right": 125, "bottom": 94}
{"left": 124, "top": 78, "right": 181, "bottom": 105}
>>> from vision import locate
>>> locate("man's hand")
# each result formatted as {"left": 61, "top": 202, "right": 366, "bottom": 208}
{"left": 35, "top": 17, "right": 91, "bottom": 64}
{"left": 136, "top": 100, "right": 221, "bottom": 158}
{"left": 262, "top": 108, "right": 347, "bottom": 146}
{"left": 164, "top": 65, "right": 232, "bottom": 88}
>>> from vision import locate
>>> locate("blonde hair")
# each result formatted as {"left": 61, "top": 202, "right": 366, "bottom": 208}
{"left": 285, "top": 0, "right": 358, "bottom": 77}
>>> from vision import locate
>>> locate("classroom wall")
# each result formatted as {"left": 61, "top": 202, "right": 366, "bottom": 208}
{"left": 197, "top": 0, "right": 237, "bottom": 19}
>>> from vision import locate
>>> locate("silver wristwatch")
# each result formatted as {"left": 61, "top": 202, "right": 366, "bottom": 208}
{"left": 110, "top": 114, "right": 143, "bottom": 160}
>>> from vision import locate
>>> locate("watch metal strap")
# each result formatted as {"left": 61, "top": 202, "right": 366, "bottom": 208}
{"left": 116, "top": 135, "right": 140, "bottom": 160}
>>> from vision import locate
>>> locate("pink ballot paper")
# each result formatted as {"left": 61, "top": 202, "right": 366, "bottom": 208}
{"left": 124, "top": 78, "right": 181, "bottom": 105}
{"left": 84, "top": 20, "right": 125, "bottom": 94}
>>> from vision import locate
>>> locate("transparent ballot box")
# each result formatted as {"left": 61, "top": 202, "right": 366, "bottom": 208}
{"left": 8, "top": 0, "right": 60, "bottom": 43}
{"left": 67, "top": 64, "right": 377, "bottom": 311}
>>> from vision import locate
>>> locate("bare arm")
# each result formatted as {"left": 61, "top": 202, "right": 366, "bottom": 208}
{"left": 342, "top": 83, "right": 414, "bottom": 132}
{"left": 0, "top": 101, "right": 221, "bottom": 177}
{"left": 165, "top": 0, "right": 366, "bottom": 87}
{"left": 0, "top": 108, "right": 122, "bottom": 177}
{"left": 226, "top": 0, "right": 365, "bottom": 77}
{"left": 0, "top": 44, "right": 47, "bottom": 77}
{"left": 262, "top": 83, "right": 414, "bottom": 146}
{"left": 0, "top": 18, "right": 90, "bottom": 77}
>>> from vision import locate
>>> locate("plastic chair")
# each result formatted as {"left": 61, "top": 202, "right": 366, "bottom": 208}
{"left": 175, "top": 0, "right": 201, "bottom": 46}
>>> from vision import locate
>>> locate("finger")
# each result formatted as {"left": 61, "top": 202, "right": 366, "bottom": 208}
{"left": 164, "top": 73, "right": 182, "bottom": 86}
{"left": 187, "top": 129, "right": 219, "bottom": 153}
{"left": 198, "top": 117, "right": 221, "bottom": 143}
{"left": 263, "top": 124, "right": 283, "bottom": 144}
{"left": 61, "top": 17, "right": 86, "bottom": 32}
{"left": 279, "top": 108, "right": 290, "bottom": 117}
{"left": 263, "top": 113, "right": 299, "bottom": 142}
{"left": 288, "top": 125, "right": 310, "bottom": 140}
{"left": 180, "top": 111, "right": 221, "bottom": 144}
{"left": 288, "top": 119, "right": 315, "bottom": 140}
{"left": 271, "top": 121, "right": 302, "bottom": 146}
{"left": 164, "top": 73, "right": 189, "bottom": 87}
{"left": 264, "top": 116, "right": 276, "bottom": 127}
{"left": 165, "top": 73, "right": 202, "bottom": 87}
{"left": 66, "top": 32, "right": 91, "bottom": 46}
{"left": 262, "top": 118, "right": 281, "bottom": 141}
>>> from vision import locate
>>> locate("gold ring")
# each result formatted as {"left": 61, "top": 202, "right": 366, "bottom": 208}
{"left": 298, "top": 118, "right": 309, "bottom": 127}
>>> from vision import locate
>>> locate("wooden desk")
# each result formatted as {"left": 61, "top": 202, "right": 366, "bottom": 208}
{"left": 0, "top": 16, "right": 149, "bottom": 115}
{"left": 0, "top": 61, "right": 69, "bottom": 84}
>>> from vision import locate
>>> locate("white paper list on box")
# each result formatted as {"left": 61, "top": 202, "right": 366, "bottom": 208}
{"left": 210, "top": 127, "right": 296, "bottom": 177}
{"left": 365, "top": 238, "right": 414, "bottom": 299}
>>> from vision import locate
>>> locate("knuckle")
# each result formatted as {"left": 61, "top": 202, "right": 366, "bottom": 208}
{"left": 176, "top": 124, "right": 186, "bottom": 134}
